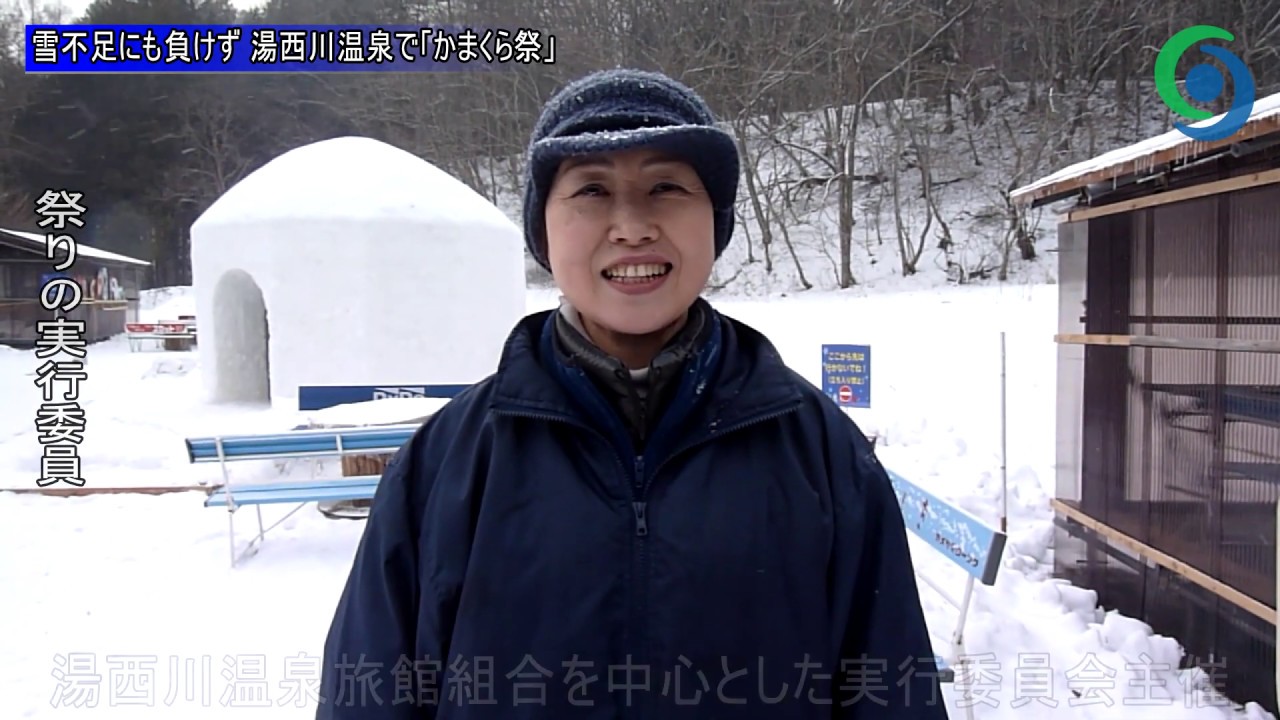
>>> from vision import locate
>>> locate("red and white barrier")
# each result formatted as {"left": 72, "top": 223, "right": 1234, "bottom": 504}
{"left": 125, "top": 319, "right": 197, "bottom": 351}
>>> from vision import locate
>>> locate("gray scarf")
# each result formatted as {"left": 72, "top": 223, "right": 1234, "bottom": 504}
{"left": 551, "top": 297, "right": 710, "bottom": 450}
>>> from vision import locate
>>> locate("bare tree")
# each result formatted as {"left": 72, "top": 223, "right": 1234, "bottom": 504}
{"left": 810, "top": 0, "right": 971, "bottom": 287}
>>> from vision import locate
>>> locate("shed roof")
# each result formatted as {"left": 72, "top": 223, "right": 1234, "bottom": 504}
{"left": 1010, "top": 91, "right": 1280, "bottom": 209}
{"left": 0, "top": 226, "right": 150, "bottom": 267}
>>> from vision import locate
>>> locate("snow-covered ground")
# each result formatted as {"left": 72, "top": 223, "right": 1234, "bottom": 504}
{"left": 0, "top": 283, "right": 1274, "bottom": 719}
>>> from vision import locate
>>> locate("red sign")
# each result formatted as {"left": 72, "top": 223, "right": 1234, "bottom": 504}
{"left": 838, "top": 385, "right": 854, "bottom": 403}
{"left": 126, "top": 322, "right": 189, "bottom": 334}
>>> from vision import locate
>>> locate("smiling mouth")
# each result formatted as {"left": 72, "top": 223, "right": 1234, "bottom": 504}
{"left": 601, "top": 263, "right": 673, "bottom": 282}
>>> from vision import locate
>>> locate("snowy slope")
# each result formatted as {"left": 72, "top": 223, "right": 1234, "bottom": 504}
{"left": 477, "top": 80, "right": 1180, "bottom": 297}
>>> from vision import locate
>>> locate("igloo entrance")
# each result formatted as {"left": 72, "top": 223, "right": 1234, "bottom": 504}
{"left": 212, "top": 269, "right": 270, "bottom": 404}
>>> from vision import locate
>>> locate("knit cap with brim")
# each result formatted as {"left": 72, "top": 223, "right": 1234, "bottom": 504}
{"left": 522, "top": 68, "right": 740, "bottom": 271}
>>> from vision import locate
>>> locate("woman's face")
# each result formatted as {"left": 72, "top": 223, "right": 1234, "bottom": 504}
{"left": 543, "top": 146, "right": 715, "bottom": 348}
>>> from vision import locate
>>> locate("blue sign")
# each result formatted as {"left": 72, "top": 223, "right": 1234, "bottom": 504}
{"left": 298, "top": 384, "right": 470, "bottom": 411}
{"left": 821, "top": 344, "right": 871, "bottom": 408}
{"left": 40, "top": 272, "right": 69, "bottom": 285}
{"left": 25, "top": 25, "right": 556, "bottom": 73}
{"left": 885, "top": 468, "right": 1007, "bottom": 585}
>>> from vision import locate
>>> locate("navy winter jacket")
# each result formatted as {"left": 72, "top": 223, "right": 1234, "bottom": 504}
{"left": 317, "top": 306, "right": 948, "bottom": 719}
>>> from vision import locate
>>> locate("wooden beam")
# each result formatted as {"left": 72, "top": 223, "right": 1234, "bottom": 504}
{"left": 1051, "top": 498, "right": 1275, "bottom": 624}
{"left": 1065, "top": 167, "right": 1280, "bottom": 222}
{"left": 0, "top": 485, "right": 210, "bottom": 497}
{"left": 1055, "top": 333, "right": 1280, "bottom": 354}
{"left": 1056, "top": 333, "right": 1133, "bottom": 347}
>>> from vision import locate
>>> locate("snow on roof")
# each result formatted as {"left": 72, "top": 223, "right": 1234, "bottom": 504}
{"left": 0, "top": 226, "right": 150, "bottom": 266}
{"left": 191, "top": 136, "right": 516, "bottom": 232}
{"left": 1011, "top": 91, "right": 1280, "bottom": 206}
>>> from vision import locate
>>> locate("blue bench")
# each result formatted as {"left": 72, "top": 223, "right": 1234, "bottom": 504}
{"left": 886, "top": 467, "right": 1007, "bottom": 716}
{"left": 189, "top": 383, "right": 473, "bottom": 566}
{"left": 202, "top": 475, "right": 382, "bottom": 508}
{"left": 186, "top": 422, "right": 423, "bottom": 566}
{"left": 185, "top": 424, "right": 420, "bottom": 464}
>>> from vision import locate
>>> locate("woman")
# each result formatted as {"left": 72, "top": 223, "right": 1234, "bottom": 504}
{"left": 317, "top": 69, "right": 948, "bottom": 719}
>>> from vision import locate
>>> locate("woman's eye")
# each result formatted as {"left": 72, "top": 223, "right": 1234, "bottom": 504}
{"left": 653, "top": 182, "right": 686, "bottom": 194}
{"left": 573, "top": 184, "right": 606, "bottom": 197}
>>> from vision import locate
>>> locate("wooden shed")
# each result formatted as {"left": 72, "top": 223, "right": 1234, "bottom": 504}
{"left": 0, "top": 226, "right": 150, "bottom": 346}
{"left": 1010, "top": 93, "right": 1280, "bottom": 713}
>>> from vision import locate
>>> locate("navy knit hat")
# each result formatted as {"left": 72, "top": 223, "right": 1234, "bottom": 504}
{"left": 522, "top": 68, "right": 740, "bottom": 271}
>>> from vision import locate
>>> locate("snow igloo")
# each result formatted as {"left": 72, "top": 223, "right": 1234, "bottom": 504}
{"left": 189, "top": 136, "right": 527, "bottom": 405}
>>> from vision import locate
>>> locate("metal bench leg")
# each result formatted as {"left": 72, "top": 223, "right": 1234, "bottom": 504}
{"left": 235, "top": 501, "right": 310, "bottom": 565}
{"left": 236, "top": 457, "right": 316, "bottom": 564}
{"left": 229, "top": 513, "right": 268, "bottom": 567}
{"left": 215, "top": 436, "right": 243, "bottom": 568}
{"left": 227, "top": 509, "right": 238, "bottom": 567}
{"left": 918, "top": 570, "right": 979, "bottom": 719}
{"left": 263, "top": 503, "right": 308, "bottom": 536}
{"left": 214, "top": 438, "right": 274, "bottom": 568}
{"left": 953, "top": 576, "right": 977, "bottom": 720}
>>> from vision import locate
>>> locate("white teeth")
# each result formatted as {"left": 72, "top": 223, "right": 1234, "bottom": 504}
{"left": 605, "top": 263, "right": 669, "bottom": 279}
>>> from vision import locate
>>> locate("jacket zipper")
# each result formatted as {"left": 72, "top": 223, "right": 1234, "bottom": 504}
{"left": 493, "top": 400, "right": 802, "bottom": 720}
{"left": 632, "top": 456, "right": 648, "bottom": 536}
{"left": 626, "top": 401, "right": 802, "bottom": 720}
{"left": 494, "top": 405, "right": 646, "bottom": 716}
{"left": 632, "top": 454, "right": 649, "bottom": 719}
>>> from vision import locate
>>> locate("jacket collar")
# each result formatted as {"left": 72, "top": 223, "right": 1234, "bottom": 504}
{"left": 552, "top": 295, "right": 709, "bottom": 384}
{"left": 550, "top": 297, "right": 712, "bottom": 450}
{"left": 489, "top": 299, "right": 805, "bottom": 437}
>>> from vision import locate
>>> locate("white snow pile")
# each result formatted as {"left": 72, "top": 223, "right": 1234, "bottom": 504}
{"left": 190, "top": 135, "right": 517, "bottom": 231}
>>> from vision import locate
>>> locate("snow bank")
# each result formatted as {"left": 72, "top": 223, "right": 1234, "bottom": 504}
{"left": 300, "top": 397, "right": 453, "bottom": 428}
{"left": 139, "top": 286, "right": 196, "bottom": 321}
